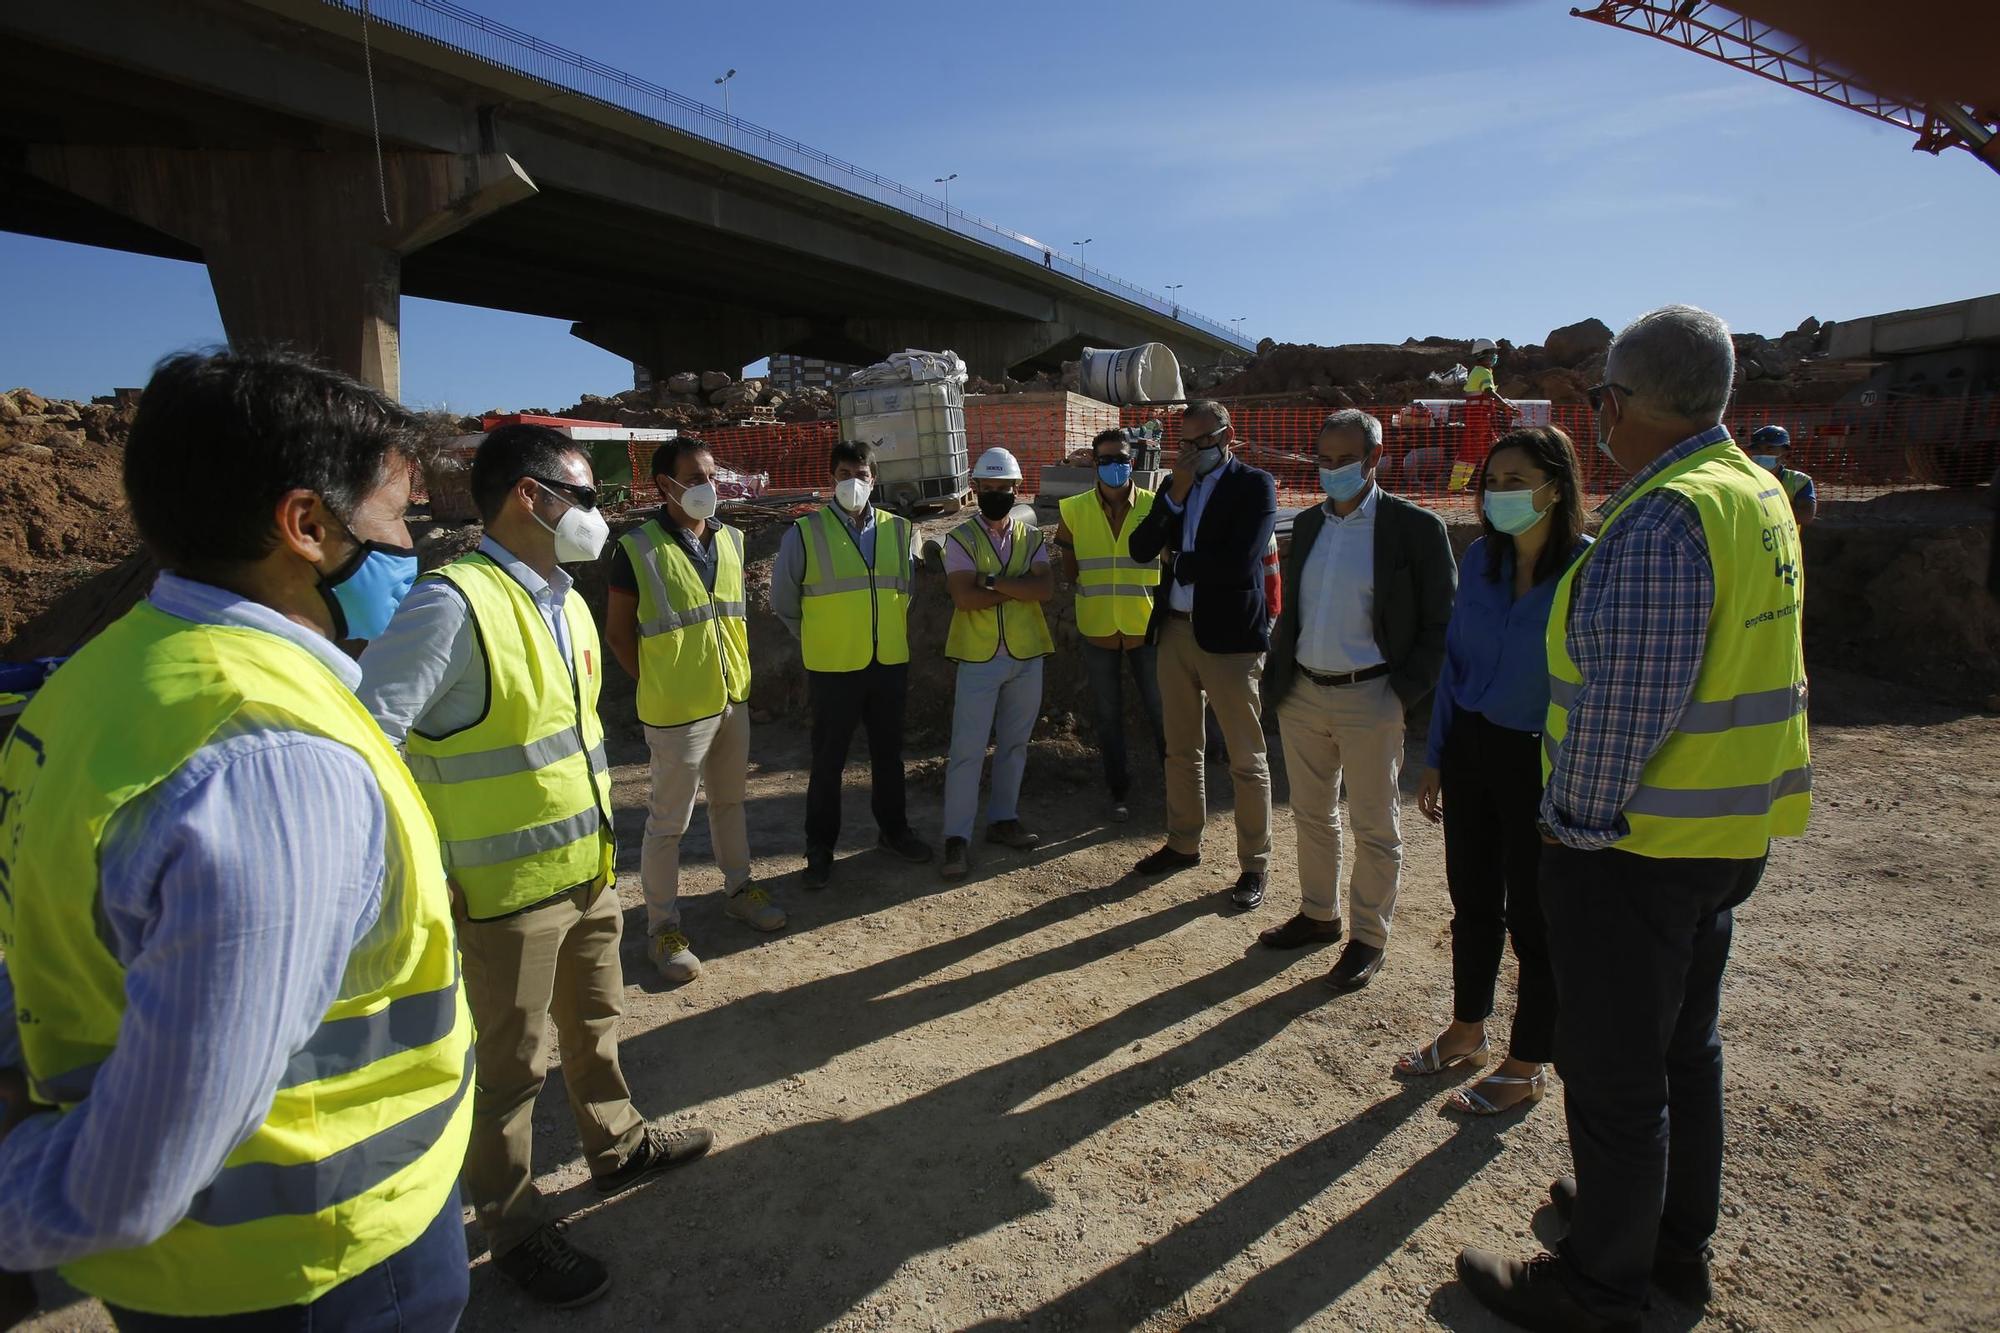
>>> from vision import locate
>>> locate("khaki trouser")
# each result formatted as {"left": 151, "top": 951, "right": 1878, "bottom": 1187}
{"left": 641, "top": 701, "right": 753, "bottom": 934}
{"left": 1157, "top": 616, "right": 1272, "bottom": 873}
{"left": 459, "top": 880, "right": 647, "bottom": 1257}
{"left": 1277, "top": 674, "right": 1406, "bottom": 947}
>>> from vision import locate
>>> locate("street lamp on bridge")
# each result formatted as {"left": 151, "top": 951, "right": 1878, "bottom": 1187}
{"left": 713, "top": 68, "right": 737, "bottom": 145}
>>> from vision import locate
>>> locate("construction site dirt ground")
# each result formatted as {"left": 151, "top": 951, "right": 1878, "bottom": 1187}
{"left": 18, "top": 668, "right": 2000, "bottom": 1333}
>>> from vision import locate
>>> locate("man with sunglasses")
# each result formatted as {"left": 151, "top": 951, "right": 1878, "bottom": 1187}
{"left": 1459, "top": 306, "right": 1810, "bottom": 1332}
{"left": 1125, "top": 400, "right": 1278, "bottom": 908}
{"left": 1054, "top": 426, "right": 1166, "bottom": 822}
{"left": 359, "top": 424, "right": 712, "bottom": 1309}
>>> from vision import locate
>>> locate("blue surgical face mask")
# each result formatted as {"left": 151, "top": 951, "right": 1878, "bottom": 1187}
{"left": 1097, "top": 460, "right": 1133, "bottom": 489}
{"left": 1320, "top": 461, "right": 1368, "bottom": 504}
{"left": 318, "top": 529, "right": 417, "bottom": 641}
{"left": 1750, "top": 454, "right": 1781, "bottom": 472}
{"left": 1482, "top": 481, "right": 1552, "bottom": 536}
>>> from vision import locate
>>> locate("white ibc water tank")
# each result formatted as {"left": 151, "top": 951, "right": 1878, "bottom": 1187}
{"left": 1078, "top": 343, "right": 1185, "bottom": 405}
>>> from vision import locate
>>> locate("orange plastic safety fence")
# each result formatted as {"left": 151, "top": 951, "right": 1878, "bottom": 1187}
{"left": 618, "top": 395, "right": 1999, "bottom": 515}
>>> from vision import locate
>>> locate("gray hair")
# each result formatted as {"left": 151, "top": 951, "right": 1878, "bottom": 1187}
{"left": 1184, "top": 399, "right": 1231, "bottom": 432}
{"left": 1605, "top": 304, "right": 1736, "bottom": 424}
{"left": 1319, "top": 408, "right": 1382, "bottom": 452}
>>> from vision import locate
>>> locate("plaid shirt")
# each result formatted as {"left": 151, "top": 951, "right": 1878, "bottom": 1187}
{"left": 1540, "top": 425, "right": 1730, "bottom": 849}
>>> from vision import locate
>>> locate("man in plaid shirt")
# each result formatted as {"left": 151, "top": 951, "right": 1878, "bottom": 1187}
{"left": 1460, "top": 305, "right": 1812, "bottom": 1332}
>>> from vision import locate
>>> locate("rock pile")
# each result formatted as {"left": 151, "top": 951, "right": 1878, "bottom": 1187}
{"left": 1, "top": 388, "right": 140, "bottom": 649}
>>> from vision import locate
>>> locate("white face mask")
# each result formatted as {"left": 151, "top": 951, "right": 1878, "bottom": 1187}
{"left": 533, "top": 488, "right": 610, "bottom": 562}
{"left": 676, "top": 480, "right": 719, "bottom": 521}
{"left": 834, "top": 477, "right": 873, "bottom": 513}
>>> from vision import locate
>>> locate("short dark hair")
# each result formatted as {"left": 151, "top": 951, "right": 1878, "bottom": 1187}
{"left": 829, "top": 439, "right": 876, "bottom": 472}
{"left": 1478, "top": 425, "right": 1586, "bottom": 586}
{"left": 1091, "top": 428, "right": 1127, "bottom": 452}
{"left": 124, "top": 348, "right": 418, "bottom": 572}
{"left": 472, "top": 424, "right": 586, "bottom": 522}
{"left": 652, "top": 434, "right": 713, "bottom": 480}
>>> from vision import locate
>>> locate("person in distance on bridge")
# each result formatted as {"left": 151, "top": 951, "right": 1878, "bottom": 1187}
{"left": 771, "top": 438, "right": 934, "bottom": 888}
{"left": 1054, "top": 427, "right": 1167, "bottom": 823}
{"left": 0, "top": 350, "right": 472, "bottom": 1330}
{"left": 937, "top": 447, "right": 1055, "bottom": 879}
{"left": 1459, "top": 304, "right": 1811, "bottom": 1332}
{"left": 1125, "top": 400, "right": 1278, "bottom": 909}
{"left": 604, "top": 434, "right": 783, "bottom": 986}
{"left": 358, "top": 424, "right": 712, "bottom": 1309}
{"left": 1746, "top": 424, "right": 1816, "bottom": 527}
{"left": 1260, "top": 409, "right": 1456, "bottom": 993}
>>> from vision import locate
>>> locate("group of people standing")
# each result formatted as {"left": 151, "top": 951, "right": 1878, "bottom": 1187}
{"left": 0, "top": 302, "right": 1811, "bottom": 1333}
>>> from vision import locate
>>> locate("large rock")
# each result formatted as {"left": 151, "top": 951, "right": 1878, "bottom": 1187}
{"left": 700, "top": 370, "right": 733, "bottom": 393}
{"left": 1544, "top": 318, "right": 1613, "bottom": 367}
{"left": 666, "top": 371, "right": 701, "bottom": 395}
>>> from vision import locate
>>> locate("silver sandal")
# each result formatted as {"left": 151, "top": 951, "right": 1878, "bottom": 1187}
{"left": 1395, "top": 1035, "right": 1490, "bottom": 1077}
{"left": 1448, "top": 1067, "right": 1548, "bottom": 1116}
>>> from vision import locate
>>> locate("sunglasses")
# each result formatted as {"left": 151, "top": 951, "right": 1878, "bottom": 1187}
{"left": 1097, "top": 454, "right": 1134, "bottom": 466}
{"left": 1585, "top": 382, "right": 1635, "bottom": 413}
{"left": 529, "top": 476, "right": 600, "bottom": 511}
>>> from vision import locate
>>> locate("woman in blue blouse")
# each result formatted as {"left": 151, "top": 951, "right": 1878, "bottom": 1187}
{"left": 1396, "top": 425, "right": 1589, "bottom": 1115}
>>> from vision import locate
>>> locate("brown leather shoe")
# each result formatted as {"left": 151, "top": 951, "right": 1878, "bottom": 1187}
{"left": 1548, "top": 1177, "right": 1715, "bottom": 1308}
{"left": 1455, "top": 1249, "right": 1638, "bottom": 1333}
{"left": 1258, "top": 913, "right": 1344, "bottom": 950}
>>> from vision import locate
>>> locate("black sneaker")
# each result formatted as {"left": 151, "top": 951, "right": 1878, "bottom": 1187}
{"left": 1548, "top": 1177, "right": 1714, "bottom": 1308}
{"left": 496, "top": 1221, "right": 611, "bottom": 1309}
{"left": 593, "top": 1124, "right": 714, "bottom": 1197}
{"left": 803, "top": 850, "right": 833, "bottom": 890}
{"left": 984, "top": 819, "right": 1041, "bottom": 850}
{"left": 877, "top": 829, "right": 935, "bottom": 863}
{"left": 1133, "top": 844, "right": 1201, "bottom": 876}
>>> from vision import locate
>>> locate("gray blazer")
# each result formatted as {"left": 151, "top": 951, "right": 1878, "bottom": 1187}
{"left": 1265, "top": 489, "right": 1457, "bottom": 717}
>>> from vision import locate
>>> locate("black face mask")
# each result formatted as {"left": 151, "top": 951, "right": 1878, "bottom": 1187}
{"left": 978, "top": 490, "right": 1016, "bottom": 521}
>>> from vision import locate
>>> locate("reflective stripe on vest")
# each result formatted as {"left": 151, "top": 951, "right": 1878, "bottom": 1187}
{"left": 0, "top": 603, "right": 472, "bottom": 1315}
{"left": 619, "top": 520, "right": 752, "bottom": 727}
{"left": 1060, "top": 488, "right": 1158, "bottom": 638}
{"left": 406, "top": 555, "right": 614, "bottom": 917}
{"left": 1543, "top": 440, "right": 1812, "bottom": 858}
{"left": 796, "top": 505, "right": 912, "bottom": 671}
{"left": 943, "top": 519, "right": 1055, "bottom": 663}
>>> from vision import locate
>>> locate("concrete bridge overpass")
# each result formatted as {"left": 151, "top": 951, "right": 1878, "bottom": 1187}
{"left": 0, "top": 0, "right": 1253, "bottom": 400}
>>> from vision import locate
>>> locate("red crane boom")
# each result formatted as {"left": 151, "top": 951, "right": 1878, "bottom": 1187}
{"left": 1570, "top": 2, "right": 2000, "bottom": 175}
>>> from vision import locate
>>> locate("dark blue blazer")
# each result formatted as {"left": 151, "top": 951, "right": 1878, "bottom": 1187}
{"left": 1127, "top": 455, "right": 1278, "bottom": 654}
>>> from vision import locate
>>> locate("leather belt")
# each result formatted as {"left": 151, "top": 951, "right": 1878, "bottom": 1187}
{"left": 1299, "top": 663, "right": 1391, "bottom": 687}
{"left": 1164, "top": 609, "right": 1192, "bottom": 620}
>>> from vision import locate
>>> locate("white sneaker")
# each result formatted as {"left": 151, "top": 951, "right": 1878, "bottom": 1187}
{"left": 649, "top": 928, "right": 701, "bottom": 983}
{"left": 724, "top": 883, "right": 787, "bottom": 933}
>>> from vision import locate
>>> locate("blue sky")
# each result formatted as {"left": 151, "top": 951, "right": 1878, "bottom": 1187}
{"left": 4, "top": 0, "right": 1995, "bottom": 413}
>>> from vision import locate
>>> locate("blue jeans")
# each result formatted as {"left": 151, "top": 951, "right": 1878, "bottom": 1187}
{"left": 1541, "top": 846, "right": 1764, "bottom": 1320}
{"left": 942, "top": 654, "right": 1044, "bottom": 841}
{"left": 1081, "top": 642, "right": 1164, "bottom": 801}
{"left": 105, "top": 1188, "right": 468, "bottom": 1332}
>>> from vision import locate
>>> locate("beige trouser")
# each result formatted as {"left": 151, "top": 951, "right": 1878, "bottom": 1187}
{"left": 1157, "top": 616, "right": 1272, "bottom": 873}
{"left": 1277, "top": 674, "right": 1407, "bottom": 947}
{"left": 640, "top": 701, "right": 753, "bottom": 934}
{"left": 459, "top": 880, "right": 647, "bottom": 1257}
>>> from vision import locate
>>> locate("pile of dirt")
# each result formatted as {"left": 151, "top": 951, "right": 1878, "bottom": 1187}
{"left": 0, "top": 389, "right": 139, "bottom": 651}
{"left": 496, "top": 376, "right": 842, "bottom": 434}
{"left": 1212, "top": 315, "right": 1866, "bottom": 408}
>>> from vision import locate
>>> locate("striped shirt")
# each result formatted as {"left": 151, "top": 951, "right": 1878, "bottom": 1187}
{"left": 0, "top": 574, "right": 387, "bottom": 1269}
{"left": 1539, "top": 426, "right": 1726, "bottom": 850}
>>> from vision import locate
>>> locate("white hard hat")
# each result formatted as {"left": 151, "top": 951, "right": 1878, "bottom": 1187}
{"left": 973, "top": 447, "right": 1023, "bottom": 481}
{"left": 1469, "top": 338, "right": 1498, "bottom": 356}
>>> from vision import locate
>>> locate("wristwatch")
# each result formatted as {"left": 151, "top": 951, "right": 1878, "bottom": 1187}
{"left": 983, "top": 573, "right": 997, "bottom": 591}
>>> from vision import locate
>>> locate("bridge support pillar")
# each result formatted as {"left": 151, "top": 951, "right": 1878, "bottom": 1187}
{"left": 26, "top": 148, "right": 535, "bottom": 399}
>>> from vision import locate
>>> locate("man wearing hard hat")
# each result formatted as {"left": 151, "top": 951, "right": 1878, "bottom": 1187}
{"left": 1454, "top": 338, "right": 1513, "bottom": 492}
{"left": 1747, "top": 424, "right": 1816, "bottom": 527}
{"left": 937, "top": 447, "right": 1056, "bottom": 879}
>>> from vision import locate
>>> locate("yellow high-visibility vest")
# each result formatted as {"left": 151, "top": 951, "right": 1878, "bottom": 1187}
{"left": 1544, "top": 439, "right": 1811, "bottom": 858}
{"left": 795, "top": 505, "right": 912, "bottom": 672}
{"left": 1060, "top": 487, "right": 1159, "bottom": 638}
{"left": 943, "top": 517, "right": 1055, "bottom": 662}
{"left": 618, "top": 518, "right": 750, "bottom": 728}
{"left": 0, "top": 602, "right": 472, "bottom": 1316}
{"left": 405, "top": 554, "right": 614, "bottom": 918}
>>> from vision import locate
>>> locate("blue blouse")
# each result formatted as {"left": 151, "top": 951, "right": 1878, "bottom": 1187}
{"left": 1423, "top": 534, "right": 1593, "bottom": 769}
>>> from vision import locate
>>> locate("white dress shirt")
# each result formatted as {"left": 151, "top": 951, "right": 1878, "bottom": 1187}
{"left": 1296, "top": 483, "right": 1386, "bottom": 673}
{"left": 1162, "top": 461, "right": 1227, "bottom": 614}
